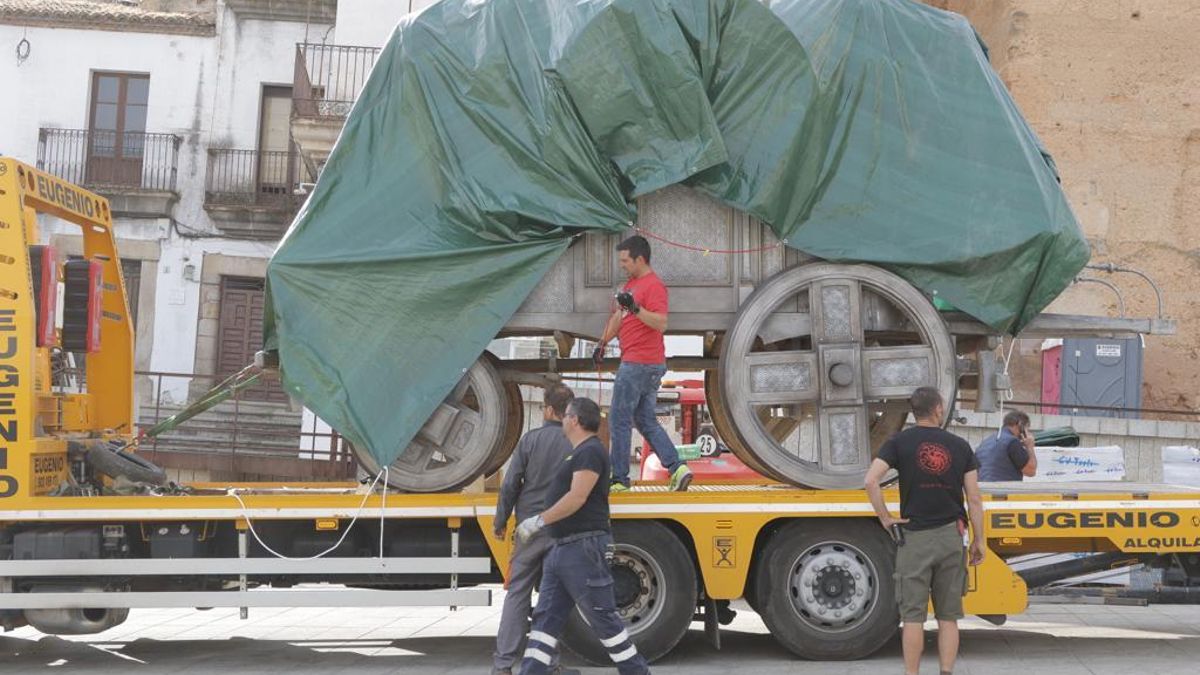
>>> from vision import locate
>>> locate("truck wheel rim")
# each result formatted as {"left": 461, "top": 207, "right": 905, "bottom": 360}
{"left": 610, "top": 543, "right": 666, "bottom": 634}
{"left": 788, "top": 540, "right": 879, "bottom": 632}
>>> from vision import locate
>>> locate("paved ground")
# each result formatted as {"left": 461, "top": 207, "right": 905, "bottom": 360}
{"left": 4, "top": 591, "right": 1200, "bottom": 674}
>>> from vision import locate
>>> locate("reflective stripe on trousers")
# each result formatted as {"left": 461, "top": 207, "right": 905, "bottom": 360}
{"left": 518, "top": 533, "right": 650, "bottom": 675}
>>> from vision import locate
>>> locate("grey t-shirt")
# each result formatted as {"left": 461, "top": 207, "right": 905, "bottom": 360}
{"left": 495, "top": 421, "right": 573, "bottom": 529}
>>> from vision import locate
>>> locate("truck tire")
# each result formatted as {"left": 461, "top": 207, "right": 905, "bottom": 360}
{"left": 561, "top": 521, "right": 697, "bottom": 665}
{"left": 754, "top": 519, "right": 898, "bottom": 660}
{"left": 87, "top": 446, "right": 168, "bottom": 486}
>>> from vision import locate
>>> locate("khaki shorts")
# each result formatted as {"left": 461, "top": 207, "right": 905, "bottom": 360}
{"left": 894, "top": 521, "right": 968, "bottom": 622}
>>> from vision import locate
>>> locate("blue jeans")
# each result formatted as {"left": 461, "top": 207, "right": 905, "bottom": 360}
{"left": 610, "top": 361, "right": 681, "bottom": 486}
{"left": 519, "top": 533, "right": 649, "bottom": 675}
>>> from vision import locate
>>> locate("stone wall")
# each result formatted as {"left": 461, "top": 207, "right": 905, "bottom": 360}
{"left": 927, "top": 1, "right": 1200, "bottom": 413}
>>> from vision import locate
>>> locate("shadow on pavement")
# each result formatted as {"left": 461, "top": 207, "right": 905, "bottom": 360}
{"left": 0, "top": 627, "right": 878, "bottom": 673}
{"left": 4, "top": 624, "right": 1200, "bottom": 673}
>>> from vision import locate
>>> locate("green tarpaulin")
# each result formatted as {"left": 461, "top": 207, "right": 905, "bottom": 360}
{"left": 266, "top": 0, "right": 1089, "bottom": 469}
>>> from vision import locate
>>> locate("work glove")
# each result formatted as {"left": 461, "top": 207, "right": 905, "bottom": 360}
{"left": 515, "top": 514, "right": 545, "bottom": 544}
{"left": 592, "top": 345, "right": 605, "bottom": 367}
{"left": 616, "top": 291, "right": 639, "bottom": 314}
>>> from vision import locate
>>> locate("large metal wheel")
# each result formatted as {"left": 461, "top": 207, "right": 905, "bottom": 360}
{"left": 354, "top": 354, "right": 515, "bottom": 492}
{"left": 704, "top": 365, "right": 784, "bottom": 482}
{"left": 483, "top": 378, "right": 525, "bottom": 477}
{"left": 719, "top": 263, "right": 955, "bottom": 489}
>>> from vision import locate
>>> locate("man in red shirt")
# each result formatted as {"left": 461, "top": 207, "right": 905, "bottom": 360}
{"left": 593, "top": 236, "right": 692, "bottom": 492}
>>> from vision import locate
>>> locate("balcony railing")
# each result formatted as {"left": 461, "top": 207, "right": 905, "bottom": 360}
{"left": 38, "top": 128, "right": 180, "bottom": 192}
{"left": 137, "top": 369, "right": 358, "bottom": 482}
{"left": 293, "top": 42, "right": 380, "bottom": 119}
{"left": 205, "top": 148, "right": 312, "bottom": 209}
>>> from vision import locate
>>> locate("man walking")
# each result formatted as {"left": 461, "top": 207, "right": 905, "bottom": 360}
{"left": 492, "top": 384, "right": 576, "bottom": 675}
{"left": 864, "top": 387, "right": 985, "bottom": 675}
{"left": 513, "top": 397, "right": 650, "bottom": 675}
{"left": 975, "top": 410, "right": 1037, "bottom": 481}
{"left": 593, "top": 235, "right": 691, "bottom": 492}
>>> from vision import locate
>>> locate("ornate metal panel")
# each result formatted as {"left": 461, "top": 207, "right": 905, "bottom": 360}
{"left": 517, "top": 248, "right": 574, "bottom": 313}
{"left": 633, "top": 184, "right": 734, "bottom": 286}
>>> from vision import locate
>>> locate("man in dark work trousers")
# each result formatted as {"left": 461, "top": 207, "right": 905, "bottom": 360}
{"left": 513, "top": 398, "right": 650, "bottom": 675}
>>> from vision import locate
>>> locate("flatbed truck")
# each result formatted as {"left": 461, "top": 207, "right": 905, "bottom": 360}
{"left": 6, "top": 480, "right": 1200, "bottom": 663}
{"left": 4, "top": 158, "right": 1200, "bottom": 664}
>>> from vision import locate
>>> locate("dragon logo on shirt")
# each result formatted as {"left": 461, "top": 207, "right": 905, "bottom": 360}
{"left": 917, "top": 443, "right": 952, "bottom": 476}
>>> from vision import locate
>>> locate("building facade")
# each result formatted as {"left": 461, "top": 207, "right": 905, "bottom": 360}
{"left": 0, "top": 0, "right": 347, "bottom": 409}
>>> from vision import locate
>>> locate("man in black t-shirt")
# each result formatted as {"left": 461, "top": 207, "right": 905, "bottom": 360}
{"left": 865, "top": 387, "right": 985, "bottom": 675}
{"left": 513, "top": 398, "right": 649, "bottom": 675}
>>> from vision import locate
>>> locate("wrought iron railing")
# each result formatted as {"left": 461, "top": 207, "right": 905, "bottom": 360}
{"left": 205, "top": 148, "right": 311, "bottom": 209}
{"left": 137, "top": 370, "right": 358, "bottom": 481}
{"left": 293, "top": 42, "right": 380, "bottom": 119}
{"left": 38, "top": 128, "right": 180, "bottom": 192}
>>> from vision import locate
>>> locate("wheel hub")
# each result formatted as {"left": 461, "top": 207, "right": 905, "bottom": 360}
{"left": 607, "top": 545, "right": 666, "bottom": 633}
{"left": 612, "top": 564, "right": 643, "bottom": 608}
{"left": 814, "top": 565, "right": 854, "bottom": 608}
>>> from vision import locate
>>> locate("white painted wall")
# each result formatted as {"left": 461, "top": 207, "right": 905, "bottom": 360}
{"left": 0, "top": 8, "right": 329, "bottom": 404}
{"left": 334, "top": 0, "right": 440, "bottom": 48}
{"left": 149, "top": 237, "right": 277, "bottom": 377}
{"left": 208, "top": 15, "right": 325, "bottom": 148}
{"left": 0, "top": 25, "right": 213, "bottom": 172}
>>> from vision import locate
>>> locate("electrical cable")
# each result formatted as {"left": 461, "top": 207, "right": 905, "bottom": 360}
{"left": 995, "top": 336, "right": 1018, "bottom": 438}
{"left": 227, "top": 467, "right": 388, "bottom": 560}
{"left": 379, "top": 466, "right": 389, "bottom": 558}
{"left": 633, "top": 226, "right": 785, "bottom": 256}
{"left": 171, "top": 218, "right": 278, "bottom": 245}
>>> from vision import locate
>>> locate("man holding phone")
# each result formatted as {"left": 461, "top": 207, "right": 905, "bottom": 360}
{"left": 975, "top": 410, "right": 1037, "bottom": 481}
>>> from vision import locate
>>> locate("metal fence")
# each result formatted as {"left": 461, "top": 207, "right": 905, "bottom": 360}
{"left": 38, "top": 128, "right": 180, "bottom": 192}
{"left": 205, "top": 148, "right": 310, "bottom": 209}
{"left": 137, "top": 370, "right": 358, "bottom": 482}
{"left": 293, "top": 42, "right": 380, "bottom": 119}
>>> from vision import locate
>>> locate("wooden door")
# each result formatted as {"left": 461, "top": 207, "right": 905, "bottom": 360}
{"left": 217, "top": 276, "right": 286, "bottom": 402}
{"left": 88, "top": 72, "right": 148, "bottom": 187}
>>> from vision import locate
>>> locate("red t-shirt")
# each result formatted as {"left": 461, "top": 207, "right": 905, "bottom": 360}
{"left": 618, "top": 272, "right": 668, "bottom": 365}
